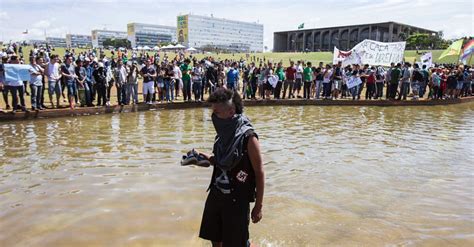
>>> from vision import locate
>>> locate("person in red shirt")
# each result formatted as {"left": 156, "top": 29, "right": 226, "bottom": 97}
{"left": 440, "top": 69, "right": 448, "bottom": 99}
{"left": 284, "top": 61, "right": 296, "bottom": 99}
{"left": 365, "top": 67, "right": 376, "bottom": 100}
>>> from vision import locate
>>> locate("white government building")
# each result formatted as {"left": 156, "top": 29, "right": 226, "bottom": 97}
{"left": 127, "top": 23, "right": 176, "bottom": 48}
{"left": 46, "top": 37, "right": 66, "bottom": 47}
{"left": 91, "top": 29, "right": 127, "bottom": 48}
{"left": 66, "top": 34, "right": 92, "bottom": 48}
{"left": 177, "top": 14, "right": 263, "bottom": 52}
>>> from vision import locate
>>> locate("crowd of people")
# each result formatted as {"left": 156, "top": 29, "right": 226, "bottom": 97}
{"left": 0, "top": 44, "right": 473, "bottom": 113}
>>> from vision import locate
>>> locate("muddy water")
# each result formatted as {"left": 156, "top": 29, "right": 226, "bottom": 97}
{"left": 1, "top": 103, "right": 473, "bottom": 246}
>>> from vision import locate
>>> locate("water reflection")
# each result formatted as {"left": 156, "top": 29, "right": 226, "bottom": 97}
{"left": 0, "top": 103, "right": 473, "bottom": 246}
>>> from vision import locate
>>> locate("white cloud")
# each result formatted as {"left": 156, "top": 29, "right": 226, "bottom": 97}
{"left": 33, "top": 20, "right": 52, "bottom": 29}
{"left": 1, "top": 0, "right": 472, "bottom": 49}
{"left": 0, "top": 11, "right": 9, "bottom": 20}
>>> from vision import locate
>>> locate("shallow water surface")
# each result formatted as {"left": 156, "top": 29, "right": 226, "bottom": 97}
{"left": 0, "top": 103, "right": 473, "bottom": 246}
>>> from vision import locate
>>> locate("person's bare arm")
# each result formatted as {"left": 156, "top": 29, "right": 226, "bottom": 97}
{"left": 195, "top": 149, "right": 214, "bottom": 167}
{"left": 248, "top": 135, "right": 264, "bottom": 223}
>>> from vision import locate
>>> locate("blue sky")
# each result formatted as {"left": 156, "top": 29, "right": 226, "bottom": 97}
{"left": 0, "top": 0, "right": 472, "bottom": 49}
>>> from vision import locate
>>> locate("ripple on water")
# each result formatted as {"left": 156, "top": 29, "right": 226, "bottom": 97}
{"left": 0, "top": 104, "right": 473, "bottom": 246}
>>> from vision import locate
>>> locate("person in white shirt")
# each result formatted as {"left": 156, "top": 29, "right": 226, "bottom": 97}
{"left": 322, "top": 64, "right": 333, "bottom": 99}
{"left": 173, "top": 62, "right": 182, "bottom": 99}
{"left": 398, "top": 63, "right": 412, "bottom": 100}
{"left": 293, "top": 60, "right": 303, "bottom": 98}
{"left": 114, "top": 59, "right": 128, "bottom": 105}
{"left": 29, "top": 56, "right": 45, "bottom": 110}
{"left": 6, "top": 55, "right": 27, "bottom": 112}
{"left": 45, "top": 54, "right": 62, "bottom": 108}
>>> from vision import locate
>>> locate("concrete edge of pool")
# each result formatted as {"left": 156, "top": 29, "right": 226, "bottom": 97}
{"left": 1, "top": 96, "right": 473, "bottom": 122}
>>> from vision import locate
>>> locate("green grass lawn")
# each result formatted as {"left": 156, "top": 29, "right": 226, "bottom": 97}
{"left": 16, "top": 46, "right": 472, "bottom": 66}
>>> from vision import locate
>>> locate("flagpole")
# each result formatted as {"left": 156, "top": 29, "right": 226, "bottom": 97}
{"left": 458, "top": 38, "right": 466, "bottom": 65}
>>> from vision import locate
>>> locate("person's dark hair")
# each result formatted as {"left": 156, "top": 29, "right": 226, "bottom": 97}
{"left": 207, "top": 88, "right": 243, "bottom": 114}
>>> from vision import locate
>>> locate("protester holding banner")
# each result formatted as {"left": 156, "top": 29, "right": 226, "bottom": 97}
{"left": 5, "top": 55, "right": 28, "bottom": 112}
{"left": 0, "top": 60, "right": 9, "bottom": 111}
{"left": 348, "top": 67, "right": 361, "bottom": 100}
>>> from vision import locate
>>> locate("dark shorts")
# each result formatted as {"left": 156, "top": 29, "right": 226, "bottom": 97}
{"left": 295, "top": 78, "right": 302, "bottom": 90}
{"left": 448, "top": 82, "right": 457, "bottom": 90}
{"left": 199, "top": 188, "right": 250, "bottom": 246}
{"left": 264, "top": 82, "right": 273, "bottom": 91}
{"left": 67, "top": 82, "right": 77, "bottom": 97}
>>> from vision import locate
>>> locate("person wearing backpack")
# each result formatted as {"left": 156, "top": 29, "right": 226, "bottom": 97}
{"left": 411, "top": 63, "right": 423, "bottom": 100}
{"left": 431, "top": 69, "right": 442, "bottom": 99}
{"left": 420, "top": 64, "right": 430, "bottom": 98}
{"left": 388, "top": 63, "right": 402, "bottom": 100}
{"left": 398, "top": 63, "right": 412, "bottom": 100}
{"left": 374, "top": 66, "right": 385, "bottom": 99}
{"left": 93, "top": 62, "right": 107, "bottom": 106}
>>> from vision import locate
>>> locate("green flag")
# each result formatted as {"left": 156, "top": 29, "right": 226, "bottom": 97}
{"left": 439, "top": 39, "right": 463, "bottom": 60}
{"left": 298, "top": 23, "right": 304, "bottom": 29}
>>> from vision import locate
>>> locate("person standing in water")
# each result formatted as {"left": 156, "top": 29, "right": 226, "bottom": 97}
{"left": 189, "top": 88, "right": 265, "bottom": 247}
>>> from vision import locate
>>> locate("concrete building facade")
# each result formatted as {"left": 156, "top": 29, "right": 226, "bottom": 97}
{"left": 46, "top": 37, "right": 67, "bottom": 47}
{"left": 66, "top": 34, "right": 92, "bottom": 48}
{"left": 91, "top": 30, "right": 127, "bottom": 48}
{"left": 273, "top": 22, "right": 437, "bottom": 52}
{"left": 177, "top": 14, "right": 263, "bottom": 52}
{"left": 127, "top": 23, "right": 177, "bottom": 48}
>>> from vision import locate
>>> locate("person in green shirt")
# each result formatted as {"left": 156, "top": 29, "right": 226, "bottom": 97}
{"left": 303, "top": 62, "right": 312, "bottom": 99}
{"left": 180, "top": 59, "right": 192, "bottom": 101}
{"left": 388, "top": 63, "right": 402, "bottom": 100}
{"left": 274, "top": 62, "right": 285, "bottom": 99}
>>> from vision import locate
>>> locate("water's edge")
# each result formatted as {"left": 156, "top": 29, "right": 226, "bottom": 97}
{"left": 1, "top": 97, "right": 473, "bottom": 122}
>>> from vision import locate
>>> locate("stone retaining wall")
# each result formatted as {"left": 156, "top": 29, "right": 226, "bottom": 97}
{"left": 1, "top": 97, "right": 473, "bottom": 122}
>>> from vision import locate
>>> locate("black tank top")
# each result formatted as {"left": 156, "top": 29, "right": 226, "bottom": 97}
{"left": 208, "top": 130, "right": 257, "bottom": 202}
